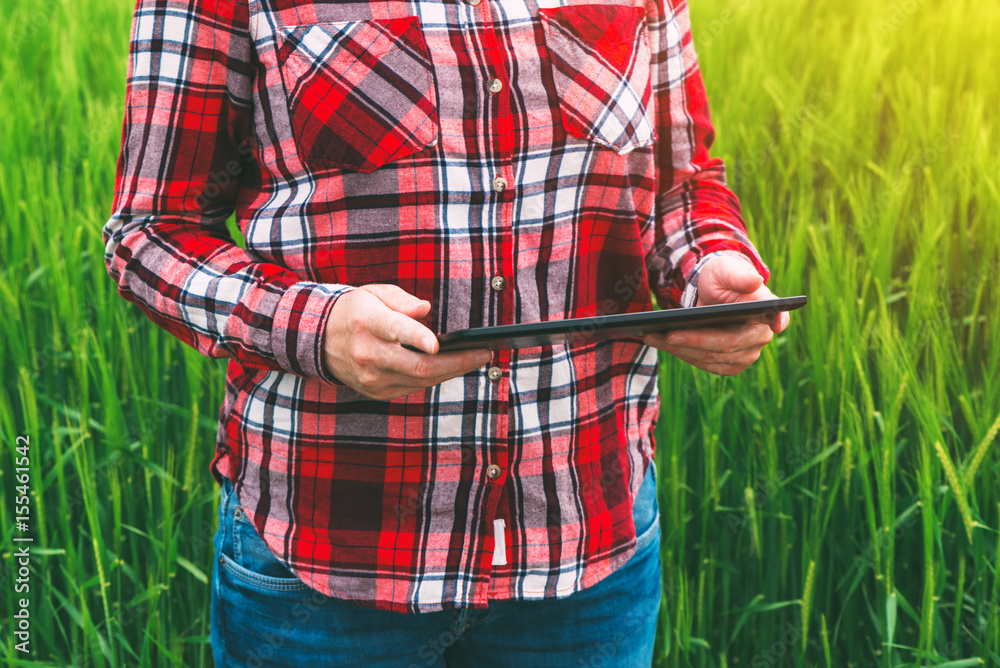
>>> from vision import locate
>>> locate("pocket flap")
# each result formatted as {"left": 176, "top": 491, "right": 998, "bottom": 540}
{"left": 539, "top": 4, "right": 655, "bottom": 154}
{"left": 275, "top": 18, "right": 439, "bottom": 173}
{"left": 540, "top": 5, "right": 646, "bottom": 76}
{"left": 277, "top": 17, "right": 426, "bottom": 65}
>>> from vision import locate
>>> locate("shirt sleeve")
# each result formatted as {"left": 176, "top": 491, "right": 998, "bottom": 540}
{"left": 644, "top": 0, "right": 771, "bottom": 309}
{"left": 103, "top": 0, "right": 353, "bottom": 384}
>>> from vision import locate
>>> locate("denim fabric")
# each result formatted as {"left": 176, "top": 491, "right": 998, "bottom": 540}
{"left": 210, "top": 461, "right": 661, "bottom": 667}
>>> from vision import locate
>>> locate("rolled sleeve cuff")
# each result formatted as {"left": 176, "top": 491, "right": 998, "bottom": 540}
{"left": 270, "top": 282, "right": 355, "bottom": 385}
{"left": 680, "top": 250, "right": 770, "bottom": 309}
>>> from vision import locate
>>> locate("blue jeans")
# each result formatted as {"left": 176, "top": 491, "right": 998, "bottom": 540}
{"left": 210, "top": 462, "right": 661, "bottom": 667}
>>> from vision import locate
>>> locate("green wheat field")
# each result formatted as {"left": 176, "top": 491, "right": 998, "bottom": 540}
{"left": 2, "top": 0, "right": 1000, "bottom": 665}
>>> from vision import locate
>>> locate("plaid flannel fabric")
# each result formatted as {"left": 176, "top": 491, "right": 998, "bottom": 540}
{"left": 104, "top": 0, "right": 770, "bottom": 613}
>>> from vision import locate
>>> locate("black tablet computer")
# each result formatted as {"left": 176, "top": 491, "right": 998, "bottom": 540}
{"left": 406, "top": 296, "right": 807, "bottom": 352}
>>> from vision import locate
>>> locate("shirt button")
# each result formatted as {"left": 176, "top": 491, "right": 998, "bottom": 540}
{"left": 492, "top": 176, "right": 507, "bottom": 193}
{"left": 467, "top": 0, "right": 482, "bottom": 6}
{"left": 488, "top": 78, "right": 503, "bottom": 94}
{"left": 486, "top": 464, "right": 502, "bottom": 480}
{"left": 490, "top": 276, "right": 505, "bottom": 291}
{"left": 487, "top": 366, "right": 502, "bottom": 381}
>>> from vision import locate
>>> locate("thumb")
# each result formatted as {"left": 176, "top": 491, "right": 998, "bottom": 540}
{"left": 361, "top": 284, "right": 431, "bottom": 318}
{"left": 709, "top": 257, "right": 764, "bottom": 295}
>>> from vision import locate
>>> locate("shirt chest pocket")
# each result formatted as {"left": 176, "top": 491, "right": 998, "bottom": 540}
{"left": 539, "top": 4, "right": 656, "bottom": 155}
{"left": 275, "top": 17, "right": 440, "bottom": 173}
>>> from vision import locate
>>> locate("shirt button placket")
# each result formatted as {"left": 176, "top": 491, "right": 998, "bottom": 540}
{"left": 478, "top": 2, "right": 514, "bottom": 587}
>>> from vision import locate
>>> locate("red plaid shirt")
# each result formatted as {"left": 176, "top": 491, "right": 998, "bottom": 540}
{"left": 105, "top": 0, "right": 770, "bottom": 613}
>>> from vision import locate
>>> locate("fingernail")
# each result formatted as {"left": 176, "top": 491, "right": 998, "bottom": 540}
{"left": 666, "top": 334, "right": 685, "bottom": 345}
{"left": 476, "top": 352, "right": 492, "bottom": 364}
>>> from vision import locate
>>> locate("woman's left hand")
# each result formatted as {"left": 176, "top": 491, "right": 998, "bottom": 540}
{"left": 642, "top": 255, "right": 790, "bottom": 376}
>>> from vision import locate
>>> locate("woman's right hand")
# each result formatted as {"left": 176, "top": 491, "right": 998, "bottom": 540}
{"left": 321, "top": 284, "right": 493, "bottom": 400}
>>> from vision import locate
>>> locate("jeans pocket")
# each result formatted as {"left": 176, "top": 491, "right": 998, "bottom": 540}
{"left": 220, "top": 481, "right": 310, "bottom": 593}
{"left": 633, "top": 461, "right": 660, "bottom": 552}
{"left": 214, "top": 480, "right": 340, "bottom": 667}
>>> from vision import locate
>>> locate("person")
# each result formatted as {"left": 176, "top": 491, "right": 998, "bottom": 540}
{"left": 103, "top": 0, "right": 789, "bottom": 664}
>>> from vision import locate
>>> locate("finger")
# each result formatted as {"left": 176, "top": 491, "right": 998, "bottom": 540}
{"left": 743, "top": 284, "right": 777, "bottom": 303}
{"left": 401, "top": 299, "right": 432, "bottom": 319}
{"left": 764, "top": 310, "right": 786, "bottom": 334}
{"left": 727, "top": 288, "right": 788, "bottom": 333}
{"left": 702, "top": 257, "right": 764, "bottom": 299}
{"left": 373, "top": 342, "right": 493, "bottom": 379}
{"left": 374, "top": 363, "right": 486, "bottom": 399}
{"left": 361, "top": 382, "right": 449, "bottom": 401}
{"left": 721, "top": 262, "right": 764, "bottom": 295}
{"left": 666, "top": 343, "right": 762, "bottom": 372}
{"left": 362, "top": 283, "right": 432, "bottom": 319}
{"left": 658, "top": 344, "right": 752, "bottom": 374}
{"left": 699, "top": 362, "right": 751, "bottom": 377}
{"left": 715, "top": 284, "right": 776, "bottom": 306}
{"left": 697, "top": 281, "right": 774, "bottom": 309}
{"left": 664, "top": 343, "right": 764, "bottom": 368}
{"left": 366, "top": 309, "right": 440, "bottom": 354}
{"left": 423, "top": 364, "right": 489, "bottom": 388}
{"left": 646, "top": 321, "right": 773, "bottom": 354}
